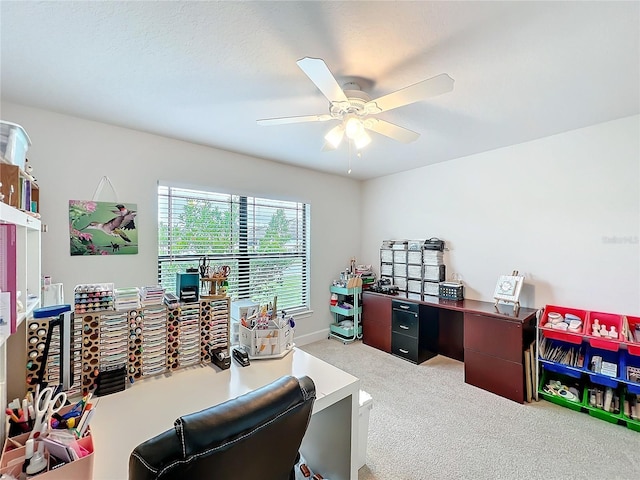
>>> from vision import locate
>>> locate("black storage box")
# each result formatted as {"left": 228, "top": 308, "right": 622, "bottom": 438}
{"left": 439, "top": 282, "right": 464, "bottom": 301}
{"left": 424, "top": 238, "right": 445, "bottom": 251}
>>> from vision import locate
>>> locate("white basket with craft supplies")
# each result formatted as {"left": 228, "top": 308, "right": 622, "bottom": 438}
{"left": 239, "top": 318, "right": 294, "bottom": 359}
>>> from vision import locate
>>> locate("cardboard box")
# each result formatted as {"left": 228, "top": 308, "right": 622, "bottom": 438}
{"left": 0, "top": 163, "right": 20, "bottom": 209}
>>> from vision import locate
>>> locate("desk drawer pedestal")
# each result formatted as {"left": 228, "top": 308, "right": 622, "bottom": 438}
{"left": 464, "top": 349, "right": 523, "bottom": 403}
{"left": 463, "top": 313, "right": 525, "bottom": 403}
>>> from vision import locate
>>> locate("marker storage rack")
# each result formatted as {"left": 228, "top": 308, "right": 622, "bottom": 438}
{"left": 140, "top": 305, "right": 168, "bottom": 377}
{"left": 74, "top": 283, "right": 115, "bottom": 314}
{"left": 26, "top": 299, "right": 230, "bottom": 397}
{"left": 178, "top": 302, "right": 201, "bottom": 367}
{"left": 200, "top": 298, "right": 230, "bottom": 362}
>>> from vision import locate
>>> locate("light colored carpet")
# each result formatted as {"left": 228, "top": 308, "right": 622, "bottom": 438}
{"left": 300, "top": 339, "right": 640, "bottom": 480}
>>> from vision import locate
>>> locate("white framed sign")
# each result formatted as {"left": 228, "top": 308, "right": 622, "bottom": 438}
{"left": 494, "top": 273, "right": 524, "bottom": 304}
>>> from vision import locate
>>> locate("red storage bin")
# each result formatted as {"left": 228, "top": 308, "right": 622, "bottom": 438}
{"left": 539, "top": 305, "right": 587, "bottom": 344}
{"left": 586, "top": 311, "right": 623, "bottom": 351}
{"left": 624, "top": 315, "right": 640, "bottom": 356}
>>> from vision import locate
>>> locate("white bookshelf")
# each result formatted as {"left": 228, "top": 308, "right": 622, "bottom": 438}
{"left": 0, "top": 202, "right": 41, "bottom": 441}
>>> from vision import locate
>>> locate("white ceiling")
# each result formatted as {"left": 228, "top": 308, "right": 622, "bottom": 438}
{"left": 1, "top": 1, "right": 638, "bottom": 180}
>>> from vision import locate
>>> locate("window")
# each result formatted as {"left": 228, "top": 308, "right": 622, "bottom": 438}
{"left": 158, "top": 185, "right": 310, "bottom": 313}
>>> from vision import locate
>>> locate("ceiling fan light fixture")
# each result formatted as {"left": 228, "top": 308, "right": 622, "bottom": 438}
{"left": 354, "top": 129, "right": 371, "bottom": 150}
{"left": 324, "top": 124, "right": 345, "bottom": 148}
{"left": 345, "top": 116, "right": 364, "bottom": 139}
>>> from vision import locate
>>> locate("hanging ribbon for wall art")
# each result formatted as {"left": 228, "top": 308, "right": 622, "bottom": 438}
{"left": 68, "top": 176, "right": 138, "bottom": 256}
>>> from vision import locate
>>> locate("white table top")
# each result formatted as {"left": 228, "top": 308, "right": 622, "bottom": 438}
{"left": 90, "top": 348, "right": 359, "bottom": 479}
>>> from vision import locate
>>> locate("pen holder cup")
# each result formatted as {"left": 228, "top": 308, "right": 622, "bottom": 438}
{"left": 8, "top": 419, "right": 33, "bottom": 437}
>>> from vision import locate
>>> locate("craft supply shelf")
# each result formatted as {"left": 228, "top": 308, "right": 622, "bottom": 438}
{"left": 537, "top": 304, "right": 640, "bottom": 432}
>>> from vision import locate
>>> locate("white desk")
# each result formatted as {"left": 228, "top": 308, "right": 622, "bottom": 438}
{"left": 91, "top": 348, "right": 360, "bottom": 480}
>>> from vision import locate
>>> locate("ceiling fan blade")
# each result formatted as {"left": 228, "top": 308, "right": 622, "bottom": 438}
{"left": 297, "top": 57, "right": 349, "bottom": 105}
{"left": 365, "top": 73, "right": 454, "bottom": 114}
{"left": 257, "top": 114, "right": 333, "bottom": 126}
{"left": 364, "top": 118, "right": 420, "bottom": 143}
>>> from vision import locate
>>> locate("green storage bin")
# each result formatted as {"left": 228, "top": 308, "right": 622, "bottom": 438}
{"left": 583, "top": 382, "right": 624, "bottom": 424}
{"left": 538, "top": 368, "right": 585, "bottom": 412}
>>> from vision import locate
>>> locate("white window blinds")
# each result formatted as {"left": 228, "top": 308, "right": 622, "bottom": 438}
{"left": 158, "top": 185, "right": 310, "bottom": 313}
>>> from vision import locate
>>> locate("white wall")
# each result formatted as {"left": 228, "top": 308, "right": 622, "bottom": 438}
{"left": 362, "top": 115, "right": 640, "bottom": 314}
{"left": 1, "top": 102, "right": 362, "bottom": 343}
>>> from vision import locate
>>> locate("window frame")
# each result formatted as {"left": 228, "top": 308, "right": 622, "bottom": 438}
{"left": 157, "top": 184, "right": 311, "bottom": 315}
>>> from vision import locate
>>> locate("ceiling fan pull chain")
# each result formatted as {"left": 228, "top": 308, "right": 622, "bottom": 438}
{"left": 348, "top": 140, "right": 352, "bottom": 175}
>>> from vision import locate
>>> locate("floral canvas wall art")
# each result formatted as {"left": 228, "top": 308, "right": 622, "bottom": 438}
{"left": 69, "top": 200, "right": 138, "bottom": 256}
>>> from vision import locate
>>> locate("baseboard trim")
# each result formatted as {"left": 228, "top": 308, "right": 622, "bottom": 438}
{"left": 295, "top": 329, "right": 330, "bottom": 347}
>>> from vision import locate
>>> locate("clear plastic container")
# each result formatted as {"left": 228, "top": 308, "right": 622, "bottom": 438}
{"left": 0, "top": 121, "right": 31, "bottom": 170}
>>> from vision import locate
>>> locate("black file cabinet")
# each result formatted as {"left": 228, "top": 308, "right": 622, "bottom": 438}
{"left": 391, "top": 300, "right": 438, "bottom": 364}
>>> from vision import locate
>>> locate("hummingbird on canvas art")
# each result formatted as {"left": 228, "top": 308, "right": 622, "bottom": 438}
{"left": 82, "top": 207, "right": 137, "bottom": 242}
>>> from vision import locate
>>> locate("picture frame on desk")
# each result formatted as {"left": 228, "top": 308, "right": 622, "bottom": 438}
{"left": 493, "top": 272, "right": 524, "bottom": 313}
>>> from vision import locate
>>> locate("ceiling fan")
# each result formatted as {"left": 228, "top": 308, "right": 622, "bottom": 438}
{"left": 257, "top": 57, "right": 454, "bottom": 150}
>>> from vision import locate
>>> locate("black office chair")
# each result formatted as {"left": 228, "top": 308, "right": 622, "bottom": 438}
{"left": 129, "top": 375, "right": 316, "bottom": 480}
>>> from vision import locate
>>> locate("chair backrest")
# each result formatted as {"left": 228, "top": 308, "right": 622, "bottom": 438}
{"left": 129, "top": 375, "right": 316, "bottom": 480}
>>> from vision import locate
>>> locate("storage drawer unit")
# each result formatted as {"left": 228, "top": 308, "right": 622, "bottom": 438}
{"left": 392, "top": 302, "right": 419, "bottom": 337}
{"left": 391, "top": 300, "right": 437, "bottom": 364}
{"left": 391, "top": 331, "right": 419, "bottom": 362}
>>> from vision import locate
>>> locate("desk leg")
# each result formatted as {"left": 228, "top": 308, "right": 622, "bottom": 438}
{"left": 301, "top": 394, "right": 357, "bottom": 480}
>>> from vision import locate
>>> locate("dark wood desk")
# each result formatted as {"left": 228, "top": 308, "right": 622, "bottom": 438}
{"left": 362, "top": 291, "right": 538, "bottom": 403}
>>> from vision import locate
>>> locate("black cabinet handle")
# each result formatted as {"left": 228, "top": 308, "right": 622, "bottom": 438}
{"left": 399, "top": 325, "right": 409, "bottom": 330}
{"left": 399, "top": 305, "right": 410, "bottom": 310}
{"left": 399, "top": 348, "right": 409, "bottom": 354}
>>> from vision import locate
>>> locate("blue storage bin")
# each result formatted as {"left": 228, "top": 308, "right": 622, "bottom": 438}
{"left": 585, "top": 345, "right": 621, "bottom": 388}
{"left": 538, "top": 337, "right": 586, "bottom": 378}
{"left": 622, "top": 350, "right": 640, "bottom": 394}
{"left": 540, "top": 359, "right": 583, "bottom": 378}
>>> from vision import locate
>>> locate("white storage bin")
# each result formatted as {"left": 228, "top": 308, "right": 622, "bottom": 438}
{"left": 393, "top": 250, "right": 407, "bottom": 263}
{"left": 407, "top": 250, "right": 422, "bottom": 264}
{"left": 393, "top": 263, "right": 406, "bottom": 277}
{"left": 423, "top": 281, "right": 440, "bottom": 296}
{"left": 380, "top": 263, "right": 392, "bottom": 276}
{"left": 0, "top": 121, "right": 31, "bottom": 170}
{"left": 380, "top": 249, "right": 393, "bottom": 263}
{"left": 394, "top": 277, "right": 407, "bottom": 290}
{"left": 407, "top": 279, "right": 422, "bottom": 293}
{"left": 407, "top": 264, "right": 422, "bottom": 278}
{"left": 359, "top": 390, "right": 373, "bottom": 469}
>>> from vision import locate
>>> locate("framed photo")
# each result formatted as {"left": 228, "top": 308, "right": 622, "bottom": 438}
{"left": 493, "top": 274, "right": 524, "bottom": 304}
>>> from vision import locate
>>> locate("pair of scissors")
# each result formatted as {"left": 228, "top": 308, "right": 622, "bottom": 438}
{"left": 29, "top": 386, "right": 67, "bottom": 439}
{"left": 212, "top": 265, "right": 230, "bottom": 277}
{"left": 199, "top": 256, "right": 210, "bottom": 278}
